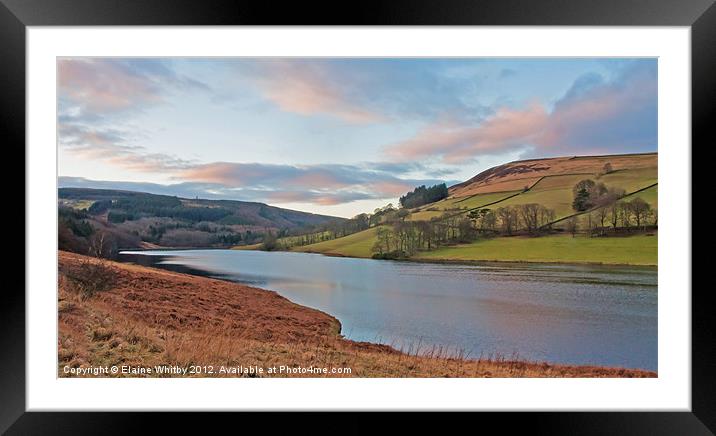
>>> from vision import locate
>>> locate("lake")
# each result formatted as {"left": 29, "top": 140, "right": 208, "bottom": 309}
{"left": 119, "top": 249, "right": 657, "bottom": 370}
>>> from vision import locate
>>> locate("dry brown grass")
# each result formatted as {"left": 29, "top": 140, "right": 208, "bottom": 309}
{"left": 58, "top": 251, "right": 656, "bottom": 378}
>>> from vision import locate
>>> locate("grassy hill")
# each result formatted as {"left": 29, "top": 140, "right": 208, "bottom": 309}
{"left": 449, "top": 153, "right": 657, "bottom": 197}
{"left": 292, "top": 226, "right": 382, "bottom": 258}
{"left": 292, "top": 152, "right": 658, "bottom": 264}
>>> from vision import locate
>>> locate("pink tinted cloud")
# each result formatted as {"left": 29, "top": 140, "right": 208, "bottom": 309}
{"left": 386, "top": 104, "right": 548, "bottom": 164}
{"left": 264, "top": 191, "right": 347, "bottom": 206}
{"left": 289, "top": 172, "right": 352, "bottom": 190}
{"left": 385, "top": 65, "right": 656, "bottom": 162}
{"left": 366, "top": 180, "right": 416, "bottom": 197}
{"left": 58, "top": 59, "right": 164, "bottom": 112}
{"left": 537, "top": 74, "right": 656, "bottom": 153}
{"left": 253, "top": 60, "right": 384, "bottom": 124}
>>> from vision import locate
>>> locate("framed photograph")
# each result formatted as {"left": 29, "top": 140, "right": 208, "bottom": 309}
{"left": 4, "top": 0, "right": 711, "bottom": 431}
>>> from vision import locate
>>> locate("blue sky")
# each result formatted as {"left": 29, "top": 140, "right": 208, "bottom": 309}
{"left": 58, "top": 58, "right": 657, "bottom": 218}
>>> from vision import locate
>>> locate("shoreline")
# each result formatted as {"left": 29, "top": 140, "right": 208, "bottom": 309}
{"left": 125, "top": 245, "right": 657, "bottom": 269}
{"left": 281, "top": 247, "right": 657, "bottom": 268}
{"left": 120, "top": 234, "right": 657, "bottom": 269}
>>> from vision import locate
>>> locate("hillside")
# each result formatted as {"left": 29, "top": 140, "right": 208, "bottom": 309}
{"left": 292, "top": 152, "right": 658, "bottom": 263}
{"left": 58, "top": 251, "right": 655, "bottom": 377}
{"left": 293, "top": 226, "right": 382, "bottom": 258}
{"left": 58, "top": 188, "right": 343, "bottom": 254}
{"left": 449, "top": 153, "right": 657, "bottom": 197}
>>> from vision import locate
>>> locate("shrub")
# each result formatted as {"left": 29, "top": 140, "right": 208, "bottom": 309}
{"left": 64, "top": 259, "right": 116, "bottom": 300}
{"left": 371, "top": 250, "right": 406, "bottom": 260}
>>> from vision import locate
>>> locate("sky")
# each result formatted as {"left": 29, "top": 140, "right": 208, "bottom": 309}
{"left": 58, "top": 57, "right": 657, "bottom": 218}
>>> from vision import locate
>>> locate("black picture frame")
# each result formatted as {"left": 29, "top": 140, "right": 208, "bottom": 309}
{"left": 2, "top": 0, "right": 709, "bottom": 432}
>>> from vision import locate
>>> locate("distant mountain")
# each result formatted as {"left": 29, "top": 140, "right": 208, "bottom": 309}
{"left": 58, "top": 188, "right": 344, "bottom": 254}
{"left": 59, "top": 188, "right": 341, "bottom": 228}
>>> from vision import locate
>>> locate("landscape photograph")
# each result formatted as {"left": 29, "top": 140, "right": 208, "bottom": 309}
{"left": 57, "top": 57, "right": 657, "bottom": 378}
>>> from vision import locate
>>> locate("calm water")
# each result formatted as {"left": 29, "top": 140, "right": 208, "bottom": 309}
{"left": 119, "top": 249, "right": 657, "bottom": 370}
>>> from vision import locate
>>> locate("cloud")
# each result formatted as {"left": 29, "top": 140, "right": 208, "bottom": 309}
{"left": 225, "top": 59, "right": 491, "bottom": 124}
{"left": 59, "top": 123, "right": 194, "bottom": 172}
{"left": 248, "top": 60, "right": 385, "bottom": 124}
{"left": 385, "top": 105, "right": 548, "bottom": 164}
{"left": 384, "top": 60, "right": 657, "bottom": 162}
{"left": 176, "top": 162, "right": 444, "bottom": 203}
{"left": 59, "top": 161, "right": 449, "bottom": 207}
{"left": 58, "top": 58, "right": 210, "bottom": 115}
{"left": 59, "top": 121, "right": 448, "bottom": 206}
{"left": 58, "top": 59, "right": 212, "bottom": 172}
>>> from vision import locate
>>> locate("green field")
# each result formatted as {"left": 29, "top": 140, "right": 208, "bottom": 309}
{"left": 620, "top": 184, "right": 658, "bottom": 208}
{"left": 292, "top": 226, "right": 381, "bottom": 258}
{"left": 488, "top": 174, "right": 594, "bottom": 219}
{"left": 421, "top": 190, "right": 521, "bottom": 211}
{"left": 415, "top": 234, "right": 657, "bottom": 266}
{"left": 276, "top": 230, "right": 333, "bottom": 247}
{"left": 409, "top": 191, "right": 522, "bottom": 221}
{"left": 58, "top": 199, "right": 95, "bottom": 210}
{"left": 598, "top": 168, "right": 658, "bottom": 193}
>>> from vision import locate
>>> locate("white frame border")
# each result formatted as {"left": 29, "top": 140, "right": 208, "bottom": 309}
{"left": 27, "top": 26, "right": 690, "bottom": 411}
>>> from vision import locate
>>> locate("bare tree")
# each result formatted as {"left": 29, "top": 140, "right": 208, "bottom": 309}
{"left": 518, "top": 203, "right": 541, "bottom": 234}
{"left": 88, "top": 230, "right": 115, "bottom": 259}
{"left": 496, "top": 207, "right": 519, "bottom": 235}
{"left": 565, "top": 216, "right": 579, "bottom": 237}
{"left": 627, "top": 198, "right": 651, "bottom": 230}
{"left": 482, "top": 210, "right": 497, "bottom": 231}
{"left": 372, "top": 226, "right": 394, "bottom": 255}
{"left": 619, "top": 202, "right": 633, "bottom": 230}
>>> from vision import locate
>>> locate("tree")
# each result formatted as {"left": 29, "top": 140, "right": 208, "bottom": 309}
{"left": 596, "top": 205, "right": 610, "bottom": 235}
{"left": 396, "top": 208, "right": 410, "bottom": 221}
{"left": 496, "top": 206, "right": 519, "bottom": 235}
{"left": 457, "top": 217, "right": 475, "bottom": 242}
{"left": 629, "top": 198, "right": 651, "bottom": 230}
{"left": 539, "top": 206, "right": 556, "bottom": 230}
{"left": 481, "top": 210, "right": 497, "bottom": 231}
{"left": 565, "top": 216, "right": 579, "bottom": 237}
{"left": 518, "top": 203, "right": 554, "bottom": 234}
{"left": 417, "top": 221, "right": 435, "bottom": 250}
{"left": 603, "top": 162, "right": 614, "bottom": 174}
{"left": 572, "top": 179, "right": 609, "bottom": 212}
{"left": 89, "top": 230, "right": 116, "bottom": 259}
{"left": 260, "top": 232, "right": 278, "bottom": 251}
{"left": 572, "top": 186, "right": 593, "bottom": 212}
{"left": 609, "top": 202, "right": 619, "bottom": 232}
{"left": 518, "top": 203, "right": 540, "bottom": 233}
{"left": 619, "top": 202, "right": 633, "bottom": 230}
{"left": 467, "top": 209, "right": 484, "bottom": 224}
{"left": 372, "top": 226, "right": 394, "bottom": 255}
{"left": 399, "top": 183, "right": 449, "bottom": 208}
{"left": 573, "top": 179, "right": 596, "bottom": 197}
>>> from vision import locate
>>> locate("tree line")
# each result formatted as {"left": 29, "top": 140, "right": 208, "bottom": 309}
{"left": 399, "top": 183, "right": 449, "bottom": 209}
{"left": 371, "top": 203, "right": 557, "bottom": 259}
{"left": 565, "top": 197, "right": 657, "bottom": 237}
